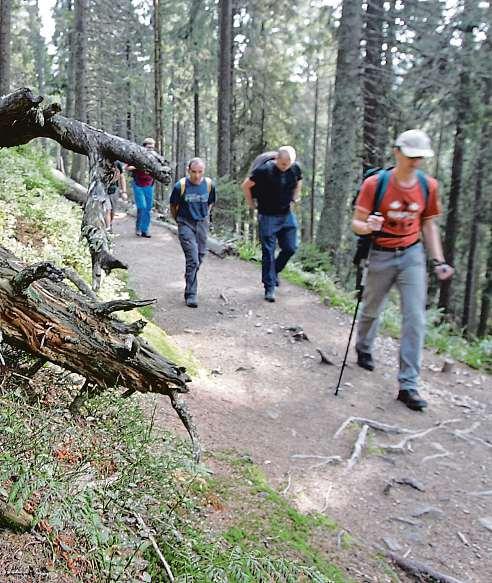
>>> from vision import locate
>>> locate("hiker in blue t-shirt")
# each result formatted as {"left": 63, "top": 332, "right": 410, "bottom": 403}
{"left": 170, "top": 158, "right": 216, "bottom": 308}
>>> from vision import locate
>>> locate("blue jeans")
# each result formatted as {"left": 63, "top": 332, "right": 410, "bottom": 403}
{"left": 258, "top": 212, "right": 298, "bottom": 291}
{"left": 177, "top": 217, "right": 209, "bottom": 300}
{"left": 133, "top": 183, "right": 154, "bottom": 235}
{"left": 356, "top": 243, "right": 427, "bottom": 390}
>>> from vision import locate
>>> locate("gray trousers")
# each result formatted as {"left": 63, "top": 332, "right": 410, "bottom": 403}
{"left": 356, "top": 243, "right": 427, "bottom": 390}
{"left": 177, "top": 217, "right": 209, "bottom": 300}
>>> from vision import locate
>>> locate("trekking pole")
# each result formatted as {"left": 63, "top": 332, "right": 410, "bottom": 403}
{"left": 334, "top": 213, "right": 381, "bottom": 396}
{"left": 334, "top": 267, "right": 365, "bottom": 396}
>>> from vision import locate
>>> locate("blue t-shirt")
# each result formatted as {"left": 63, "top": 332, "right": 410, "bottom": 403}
{"left": 170, "top": 177, "right": 216, "bottom": 221}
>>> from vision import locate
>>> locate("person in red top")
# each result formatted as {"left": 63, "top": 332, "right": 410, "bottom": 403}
{"left": 352, "top": 129, "right": 454, "bottom": 411}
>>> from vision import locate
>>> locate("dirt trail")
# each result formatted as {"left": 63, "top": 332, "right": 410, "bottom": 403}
{"left": 114, "top": 214, "right": 491, "bottom": 583}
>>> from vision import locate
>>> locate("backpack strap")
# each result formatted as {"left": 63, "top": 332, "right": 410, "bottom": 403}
{"left": 373, "top": 169, "right": 391, "bottom": 213}
{"left": 416, "top": 169, "right": 429, "bottom": 208}
{"left": 179, "top": 177, "right": 186, "bottom": 196}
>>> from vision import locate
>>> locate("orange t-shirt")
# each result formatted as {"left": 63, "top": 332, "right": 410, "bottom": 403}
{"left": 355, "top": 171, "right": 441, "bottom": 249}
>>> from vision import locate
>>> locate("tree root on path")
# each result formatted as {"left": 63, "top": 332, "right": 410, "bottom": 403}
{"left": 346, "top": 424, "right": 369, "bottom": 470}
{"left": 383, "top": 549, "right": 468, "bottom": 583}
{"left": 451, "top": 422, "right": 492, "bottom": 449}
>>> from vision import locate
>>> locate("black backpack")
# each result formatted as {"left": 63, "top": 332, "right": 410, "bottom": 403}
{"left": 353, "top": 167, "right": 430, "bottom": 265}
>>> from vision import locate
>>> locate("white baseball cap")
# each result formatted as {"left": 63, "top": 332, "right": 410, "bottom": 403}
{"left": 395, "top": 129, "right": 434, "bottom": 158}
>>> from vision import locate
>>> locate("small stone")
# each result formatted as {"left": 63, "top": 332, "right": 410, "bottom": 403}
{"left": 383, "top": 537, "right": 402, "bottom": 552}
{"left": 266, "top": 329, "right": 273, "bottom": 334}
{"left": 411, "top": 506, "right": 444, "bottom": 520}
{"left": 479, "top": 517, "right": 492, "bottom": 532}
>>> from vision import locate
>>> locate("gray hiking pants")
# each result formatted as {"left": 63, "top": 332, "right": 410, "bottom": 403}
{"left": 177, "top": 217, "right": 209, "bottom": 300}
{"left": 355, "top": 242, "right": 427, "bottom": 391}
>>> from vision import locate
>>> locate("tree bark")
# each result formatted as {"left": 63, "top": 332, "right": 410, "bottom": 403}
{"left": 438, "top": 2, "right": 474, "bottom": 312}
{"left": 477, "top": 225, "right": 492, "bottom": 337}
{"left": 217, "top": 0, "right": 232, "bottom": 177}
{"left": 310, "top": 70, "right": 320, "bottom": 242}
{"left": 316, "top": 0, "right": 362, "bottom": 261}
{"left": 71, "top": 0, "right": 89, "bottom": 184}
{"left": 194, "top": 63, "right": 200, "bottom": 157}
{"left": 363, "top": 0, "right": 385, "bottom": 168}
{"left": 0, "top": 0, "right": 12, "bottom": 95}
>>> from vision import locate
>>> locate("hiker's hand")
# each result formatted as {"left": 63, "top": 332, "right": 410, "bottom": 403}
{"left": 367, "top": 214, "right": 384, "bottom": 232}
{"left": 121, "top": 191, "right": 128, "bottom": 201}
{"left": 434, "top": 263, "right": 454, "bottom": 281}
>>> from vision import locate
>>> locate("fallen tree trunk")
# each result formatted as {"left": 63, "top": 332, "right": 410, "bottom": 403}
{"left": 0, "top": 245, "right": 200, "bottom": 461}
{"left": 0, "top": 87, "right": 172, "bottom": 291}
{"left": 161, "top": 221, "right": 236, "bottom": 258}
{"left": 51, "top": 168, "right": 88, "bottom": 205}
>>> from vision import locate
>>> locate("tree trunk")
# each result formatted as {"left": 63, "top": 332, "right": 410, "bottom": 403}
{"left": 126, "top": 39, "right": 133, "bottom": 140}
{"left": 0, "top": 0, "right": 12, "bottom": 95}
{"left": 310, "top": 70, "right": 320, "bottom": 242}
{"left": 194, "top": 63, "right": 200, "bottom": 157}
{"left": 477, "top": 225, "right": 492, "bottom": 337}
{"left": 363, "top": 0, "right": 385, "bottom": 168}
{"left": 438, "top": 2, "right": 474, "bottom": 312}
{"left": 71, "top": 0, "right": 89, "bottom": 184}
{"left": 316, "top": 0, "right": 362, "bottom": 261}
{"left": 217, "top": 0, "right": 232, "bottom": 177}
{"left": 462, "top": 76, "right": 490, "bottom": 333}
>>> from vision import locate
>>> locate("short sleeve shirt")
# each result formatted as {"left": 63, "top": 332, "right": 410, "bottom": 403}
{"left": 355, "top": 171, "right": 441, "bottom": 248}
{"left": 250, "top": 161, "right": 302, "bottom": 215}
{"left": 170, "top": 177, "right": 216, "bottom": 221}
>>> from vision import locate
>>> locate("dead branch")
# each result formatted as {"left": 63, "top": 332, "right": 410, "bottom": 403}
{"left": 316, "top": 348, "right": 335, "bottom": 365}
{"left": 12, "top": 262, "right": 65, "bottom": 294}
{"left": 0, "top": 499, "right": 33, "bottom": 532}
{"left": 384, "top": 549, "right": 467, "bottom": 583}
{"left": 93, "top": 298, "right": 156, "bottom": 316}
{"left": 135, "top": 513, "right": 175, "bottom": 583}
{"left": 346, "top": 424, "right": 369, "bottom": 470}
{"left": 63, "top": 267, "right": 98, "bottom": 300}
{"left": 290, "top": 453, "right": 343, "bottom": 469}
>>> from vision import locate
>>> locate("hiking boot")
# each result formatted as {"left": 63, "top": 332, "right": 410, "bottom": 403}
{"left": 264, "top": 289, "right": 276, "bottom": 303}
{"left": 141, "top": 232, "right": 151, "bottom": 238}
{"left": 186, "top": 297, "right": 198, "bottom": 308}
{"left": 397, "top": 389, "right": 428, "bottom": 411}
{"left": 136, "top": 231, "right": 142, "bottom": 237}
{"left": 356, "top": 349, "right": 374, "bottom": 371}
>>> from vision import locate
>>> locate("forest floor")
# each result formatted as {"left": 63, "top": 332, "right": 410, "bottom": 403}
{"left": 114, "top": 213, "right": 491, "bottom": 583}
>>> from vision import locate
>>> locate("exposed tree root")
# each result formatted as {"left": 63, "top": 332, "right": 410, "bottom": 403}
{"left": 346, "top": 424, "right": 369, "bottom": 470}
{"left": 384, "top": 549, "right": 467, "bottom": 583}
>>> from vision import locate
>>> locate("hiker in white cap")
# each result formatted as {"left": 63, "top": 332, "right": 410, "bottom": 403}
{"left": 352, "top": 129, "right": 454, "bottom": 412}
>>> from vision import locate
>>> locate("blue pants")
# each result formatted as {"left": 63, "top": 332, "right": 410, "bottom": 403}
{"left": 133, "top": 184, "right": 154, "bottom": 235}
{"left": 258, "top": 212, "right": 298, "bottom": 291}
{"left": 177, "top": 217, "right": 209, "bottom": 300}
{"left": 356, "top": 243, "right": 427, "bottom": 390}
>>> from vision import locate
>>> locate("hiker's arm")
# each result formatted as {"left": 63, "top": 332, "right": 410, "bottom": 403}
{"left": 242, "top": 178, "right": 256, "bottom": 210}
{"left": 422, "top": 219, "right": 454, "bottom": 281}
{"left": 352, "top": 209, "right": 384, "bottom": 235}
{"left": 118, "top": 171, "right": 127, "bottom": 200}
{"left": 170, "top": 204, "right": 179, "bottom": 220}
{"left": 293, "top": 179, "right": 302, "bottom": 203}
